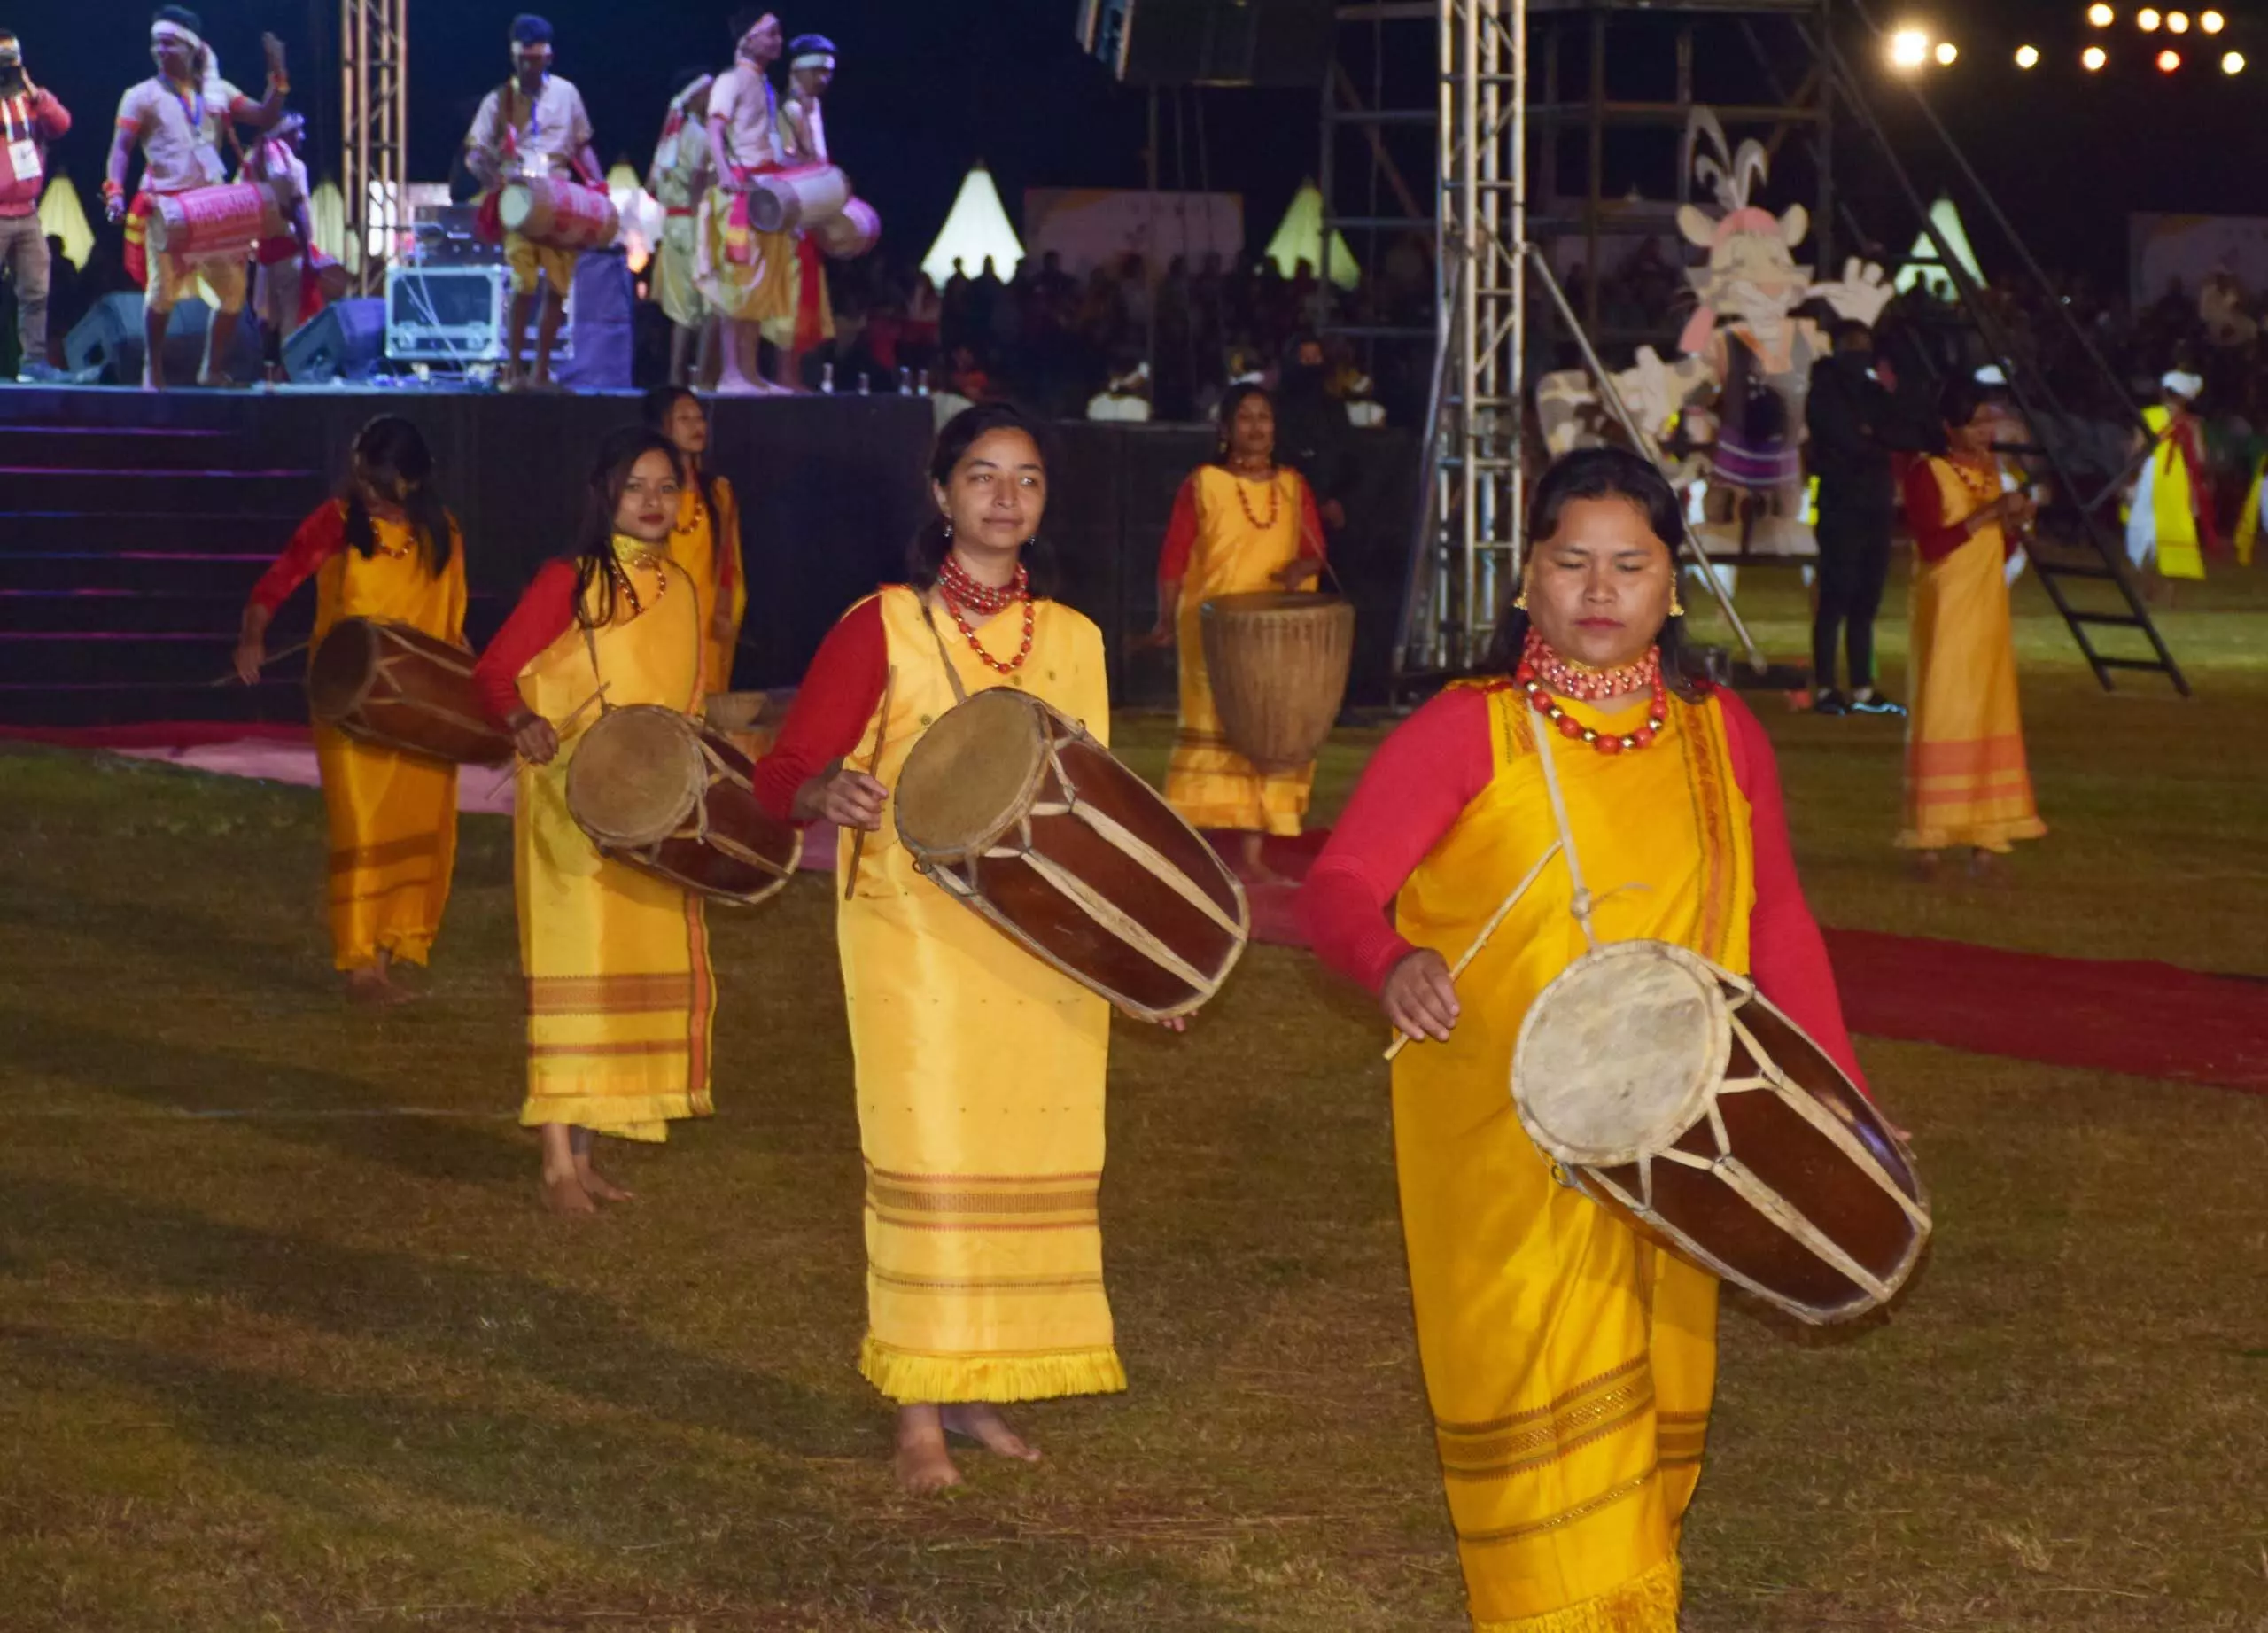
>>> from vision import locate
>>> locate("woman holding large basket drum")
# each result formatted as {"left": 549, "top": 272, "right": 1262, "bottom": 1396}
{"left": 1301, "top": 448, "right": 1875, "bottom": 1633}
{"left": 642, "top": 385, "right": 746, "bottom": 693}
{"left": 236, "top": 416, "right": 469, "bottom": 1006}
{"left": 1144, "top": 383, "right": 1328, "bottom": 881}
{"left": 472, "top": 429, "right": 716, "bottom": 1217}
{"left": 754, "top": 404, "right": 1166, "bottom": 1495}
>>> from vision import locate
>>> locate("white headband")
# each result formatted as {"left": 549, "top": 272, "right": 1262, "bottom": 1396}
{"left": 151, "top": 20, "right": 204, "bottom": 52}
{"left": 791, "top": 51, "right": 835, "bottom": 70}
{"left": 2162, "top": 370, "right": 2203, "bottom": 400}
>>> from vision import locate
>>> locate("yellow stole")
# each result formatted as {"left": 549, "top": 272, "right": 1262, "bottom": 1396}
{"left": 837, "top": 585, "right": 1126, "bottom": 1404}
{"left": 1165, "top": 463, "right": 1316, "bottom": 836}
{"left": 669, "top": 476, "right": 748, "bottom": 693}
{"left": 1392, "top": 682, "right": 1750, "bottom": 1633}
{"left": 310, "top": 508, "right": 469, "bottom": 971}
{"left": 513, "top": 541, "right": 715, "bottom": 1141}
{"left": 2140, "top": 405, "right": 2205, "bottom": 579}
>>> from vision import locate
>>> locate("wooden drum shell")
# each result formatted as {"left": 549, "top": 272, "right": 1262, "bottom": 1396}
{"left": 1199, "top": 593, "right": 1355, "bottom": 772}
{"left": 499, "top": 176, "right": 619, "bottom": 252}
{"left": 306, "top": 618, "right": 513, "bottom": 765}
{"left": 748, "top": 164, "right": 849, "bottom": 234}
{"left": 145, "top": 181, "right": 292, "bottom": 260}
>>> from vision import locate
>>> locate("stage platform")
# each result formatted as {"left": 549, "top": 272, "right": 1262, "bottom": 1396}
{"left": 0, "top": 385, "right": 1419, "bottom": 728}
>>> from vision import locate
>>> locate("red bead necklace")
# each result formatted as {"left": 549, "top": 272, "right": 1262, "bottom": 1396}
{"left": 1514, "top": 640, "right": 1668, "bottom": 757}
{"left": 1519, "top": 628, "right": 1660, "bottom": 702}
{"left": 937, "top": 555, "right": 1035, "bottom": 675}
{"left": 1230, "top": 465, "right": 1282, "bottom": 530}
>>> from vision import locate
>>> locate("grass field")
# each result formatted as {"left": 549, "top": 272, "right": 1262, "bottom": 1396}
{"left": 1, "top": 569, "right": 2264, "bottom": 1631}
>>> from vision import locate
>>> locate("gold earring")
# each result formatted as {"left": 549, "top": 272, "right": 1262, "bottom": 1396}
{"left": 1668, "top": 589, "right": 1687, "bottom": 618}
{"left": 1513, "top": 584, "right": 1529, "bottom": 610}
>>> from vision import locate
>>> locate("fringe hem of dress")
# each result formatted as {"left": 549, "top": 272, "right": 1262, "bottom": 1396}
{"left": 1894, "top": 814, "right": 2047, "bottom": 854}
{"left": 1472, "top": 1554, "right": 1682, "bottom": 1633}
{"left": 858, "top": 1335, "right": 1129, "bottom": 1404}
{"left": 516, "top": 1092, "right": 712, "bottom": 1143}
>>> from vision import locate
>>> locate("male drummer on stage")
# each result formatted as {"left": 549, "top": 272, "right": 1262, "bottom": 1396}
{"left": 103, "top": 7, "right": 289, "bottom": 390}
{"left": 462, "top": 13, "right": 602, "bottom": 393}
{"left": 699, "top": 10, "right": 789, "bottom": 394}
{"left": 766, "top": 32, "right": 839, "bottom": 391}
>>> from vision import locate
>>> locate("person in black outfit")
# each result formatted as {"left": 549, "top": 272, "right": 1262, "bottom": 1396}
{"left": 1805, "top": 320, "right": 1915, "bottom": 717}
{"left": 1273, "top": 334, "right": 1351, "bottom": 534}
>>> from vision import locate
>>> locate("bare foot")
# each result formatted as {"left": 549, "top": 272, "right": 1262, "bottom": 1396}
{"left": 575, "top": 1161, "right": 635, "bottom": 1204}
{"left": 345, "top": 967, "right": 415, "bottom": 1007}
{"left": 941, "top": 1403, "right": 1042, "bottom": 1464}
{"left": 1907, "top": 850, "right": 1943, "bottom": 884}
{"left": 1237, "top": 833, "right": 1289, "bottom": 886}
{"left": 540, "top": 1171, "right": 598, "bottom": 1217}
{"left": 894, "top": 1406, "right": 962, "bottom": 1495}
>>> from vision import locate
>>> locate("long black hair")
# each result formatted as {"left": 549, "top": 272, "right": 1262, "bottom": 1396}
{"left": 1480, "top": 445, "right": 1710, "bottom": 700}
{"left": 905, "top": 400, "right": 1056, "bottom": 596}
{"left": 571, "top": 427, "right": 682, "bottom": 630}
{"left": 1214, "top": 382, "right": 1272, "bottom": 464}
{"left": 343, "top": 416, "right": 454, "bottom": 575}
{"left": 640, "top": 385, "right": 720, "bottom": 542}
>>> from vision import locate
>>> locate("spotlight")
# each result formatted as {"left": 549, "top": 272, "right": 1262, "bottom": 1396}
{"left": 1935, "top": 40, "right": 1960, "bottom": 64}
{"left": 1890, "top": 27, "right": 1930, "bottom": 68}
{"left": 2084, "top": 43, "right": 2110, "bottom": 67}
{"left": 2223, "top": 49, "right": 2246, "bottom": 72}
{"left": 2088, "top": 2, "right": 2116, "bottom": 22}
{"left": 2168, "top": 11, "right": 2191, "bottom": 33}
{"left": 2158, "top": 46, "right": 2183, "bottom": 69}
{"left": 2138, "top": 7, "right": 2162, "bottom": 27}
{"left": 2016, "top": 43, "right": 2041, "bottom": 66}
{"left": 2202, "top": 9, "right": 2225, "bottom": 32}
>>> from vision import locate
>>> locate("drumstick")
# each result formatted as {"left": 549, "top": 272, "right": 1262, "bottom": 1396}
{"left": 487, "top": 683, "right": 609, "bottom": 797}
{"left": 843, "top": 665, "right": 897, "bottom": 902}
{"left": 207, "top": 638, "right": 311, "bottom": 686}
{"left": 1381, "top": 840, "right": 1562, "bottom": 1062}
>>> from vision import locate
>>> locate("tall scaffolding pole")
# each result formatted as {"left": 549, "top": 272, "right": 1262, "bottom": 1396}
{"left": 341, "top": 0, "right": 408, "bottom": 292}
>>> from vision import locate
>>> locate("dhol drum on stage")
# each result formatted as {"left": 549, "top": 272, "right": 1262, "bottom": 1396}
{"left": 1512, "top": 939, "right": 1930, "bottom": 1325}
{"left": 499, "top": 176, "right": 619, "bottom": 252}
{"left": 307, "top": 617, "right": 513, "bottom": 765}
{"left": 144, "top": 180, "right": 293, "bottom": 261}
{"left": 747, "top": 163, "right": 849, "bottom": 234}
{"left": 812, "top": 197, "right": 881, "bottom": 260}
{"left": 894, "top": 688, "right": 1249, "bottom": 1021}
{"left": 1200, "top": 592, "right": 1356, "bottom": 772}
{"left": 565, "top": 704, "right": 802, "bottom": 906}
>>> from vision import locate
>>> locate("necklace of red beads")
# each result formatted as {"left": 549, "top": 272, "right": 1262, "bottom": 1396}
{"left": 1229, "top": 463, "right": 1281, "bottom": 529}
{"left": 937, "top": 551, "right": 1035, "bottom": 675}
{"left": 1514, "top": 630, "right": 1667, "bottom": 756}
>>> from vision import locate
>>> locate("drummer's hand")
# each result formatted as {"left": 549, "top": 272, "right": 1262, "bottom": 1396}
{"left": 711, "top": 608, "right": 735, "bottom": 643}
{"left": 508, "top": 709, "right": 560, "bottom": 766}
{"left": 817, "top": 766, "right": 888, "bottom": 832}
{"left": 1273, "top": 558, "right": 1325, "bottom": 589}
{"left": 262, "top": 32, "right": 288, "bottom": 75}
{"left": 232, "top": 605, "right": 270, "bottom": 685}
{"left": 1126, "top": 622, "right": 1174, "bottom": 654}
{"left": 1382, "top": 948, "right": 1459, "bottom": 1044}
{"left": 1320, "top": 498, "right": 1348, "bottom": 531}
{"left": 1118, "top": 1007, "right": 1190, "bottom": 1032}
{"left": 105, "top": 192, "right": 127, "bottom": 225}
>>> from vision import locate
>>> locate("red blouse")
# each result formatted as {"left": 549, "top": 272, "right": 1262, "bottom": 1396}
{"left": 470, "top": 559, "right": 582, "bottom": 723}
{"left": 1901, "top": 457, "right": 2016, "bottom": 564}
{"left": 1156, "top": 467, "right": 1329, "bottom": 586}
{"left": 1300, "top": 685, "right": 1868, "bottom": 1091}
{"left": 247, "top": 501, "right": 349, "bottom": 614}
{"left": 750, "top": 595, "right": 891, "bottom": 821}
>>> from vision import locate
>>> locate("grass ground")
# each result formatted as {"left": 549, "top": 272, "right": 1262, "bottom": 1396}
{"left": 1, "top": 567, "right": 2264, "bottom": 1631}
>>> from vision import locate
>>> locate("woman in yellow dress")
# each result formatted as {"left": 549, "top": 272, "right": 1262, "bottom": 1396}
{"left": 643, "top": 385, "right": 746, "bottom": 692}
{"left": 235, "top": 416, "right": 468, "bottom": 1005}
{"left": 2124, "top": 370, "right": 2214, "bottom": 601}
{"left": 473, "top": 429, "right": 715, "bottom": 1217}
{"left": 1302, "top": 447, "right": 1871, "bottom": 1633}
{"left": 1898, "top": 378, "right": 2048, "bottom": 875}
{"left": 1145, "top": 383, "right": 1328, "bottom": 880}
{"left": 755, "top": 404, "right": 1171, "bottom": 1493}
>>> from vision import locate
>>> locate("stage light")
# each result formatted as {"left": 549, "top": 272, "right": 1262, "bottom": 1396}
{"left": 2158, "top": 46, "right": 2183, "bottom": 69}
{"left": 2016, "top": 43, "right": 2041, "bottom": 66}
{"left": 2202, "top": 10, "right": 2225, "bottom": 31}
{"left": 2137, "top": 7, "right": 2162, "bottom": 28}
{"left": 1890, "top": 27, "right": 1930, "bottom": 68}
{"left": 2223, "top": 49, "right": 2245, "bottom": 72}
{"left": 2084, "top": 43, "right": 2110, "bottom": 67}
{"left": 1934, "top": 40, "right": 1959, "bottom": 64}
{"left": 2168, "top": 11, "right": 2191, "bottom": 33}
{"left": 2088, "top": 2, "right": 2116, "bottom": 23}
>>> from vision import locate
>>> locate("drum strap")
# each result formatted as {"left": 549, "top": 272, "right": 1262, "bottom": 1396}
{"left": 1532, "top": 726, "right": 1602, "bottom": 952}
{"left": 916, "top": 596, "right": 972, "bottom": 707}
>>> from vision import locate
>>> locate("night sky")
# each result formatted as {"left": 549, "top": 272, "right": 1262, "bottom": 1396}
{"left": 16, "top": 0, "right": 2268, "bottom": 292}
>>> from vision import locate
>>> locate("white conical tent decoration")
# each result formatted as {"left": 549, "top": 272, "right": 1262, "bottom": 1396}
{"left": 310, "top": 178, "right": 352, "bottom": 270}
{"left": 37, "top": 175, "right": 94, "bottom": 268}
{"left": 1894, "top": 195, "right": 1985, "bottom": 298}
{"left": 1265, "top": 182, "right": 1359, "bottom": 290}
{"left": 921, "top": 162, "right": 1023, "bottom": 284}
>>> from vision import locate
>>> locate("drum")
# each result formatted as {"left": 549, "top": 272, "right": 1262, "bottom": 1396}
{"left": 145, "top": 181, "right": 291, "bottom": 261}
{"left": 306, "top": 618, "right": 513, "bottom": 765}
{"left": 1200, "top": 593, "right": 1356, "bottom": 772}
{"left": 1512, "top": 939, "right": 1930, "bottom": 1326}
{"left": 812, "top": 197, "right": 881, "bottom": 260}
{"left": 894, "top": 688, "right": 1248, "bottom": 1021}
{"left": 747, "top": 163, "right": 849, "bottom": 235}
{"left": 565, "top": 704, "right": 802, "bottom": 907}
{"left": 703, "top": 688, "right": 795, "bottom": 763}
{"left": 499, "top": 176, "right": 619, "bottom": 252}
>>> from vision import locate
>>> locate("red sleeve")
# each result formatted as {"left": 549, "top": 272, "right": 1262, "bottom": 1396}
{"left": 35, "top": 90, "right": 72, "bottom": 140}
{"left": 1294, "top": 473, "right": 1327, "bottom": 562}
{"left": 715, "top": 480, "right": 740, "bottom": 593}
{"left": 1156, "top": 475, "right": 1200, "bottom": 585}
{"left": 2172, "top": 423, "right": 2222, "bottom": 553}
{"left": 247, "top": 502, "right": 346, "bottom": 615}
{"left": 1300, "top": 687, "right": 1496, "bottom": 993}
{"left": 1718, "top": 692, "right": 1872, "bottom": 1098}
{"left": 1901, "top": 459, "right": 1966, "bottom": 564}
{"left": 471, "top": 559, "right": 581, "bottom": 724}
{"left": 751, "top": 596, "right": 890, "bottom": 822}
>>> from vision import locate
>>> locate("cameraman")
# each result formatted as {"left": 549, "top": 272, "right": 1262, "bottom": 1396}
{"left": 0, "top": 29, "right": 71, "bottom": 380}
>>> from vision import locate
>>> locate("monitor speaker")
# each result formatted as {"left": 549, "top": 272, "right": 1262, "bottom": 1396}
{"left": 284, "top": 299, "right": 387, "bottom": 383}
{"left": 63, "top": 292, "right": 263, "bottom": 384}
{"left": 1077, "top": 0, "right": 1332, "bottom": 87}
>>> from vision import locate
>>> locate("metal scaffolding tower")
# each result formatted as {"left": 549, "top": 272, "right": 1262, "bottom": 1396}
{"left": 341, "top": 0, "right": 408, "bottom": 292}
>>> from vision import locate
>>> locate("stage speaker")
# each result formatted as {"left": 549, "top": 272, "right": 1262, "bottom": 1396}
{"left": 1077, "top": 0, "right": 1332, "bottom": 87}
{"left": 63, "top": 291, "right": 264, "bottom": 384}
{"left": 285, "top": 299, "right": 387, "bottom": 383}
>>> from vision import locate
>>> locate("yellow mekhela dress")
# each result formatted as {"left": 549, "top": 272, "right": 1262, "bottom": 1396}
{"left": 311, "top": 510, "right": 469, "bottom": 972}
{"left": 837, "top": 585, "right": 1124, "bottom": 1404}
{"left": 669, "top": 476, "right": 748, "bottom": 693}
{"left": 2130, "top": 405, "right": 2207, "bottom": 581}
{"left": 1394, "top": 682, "right": 1749, "bottom": 1632}
{"left": 1164, "top": 464, "right": 1318, "bottom": 836}
{"left": 513, "top": 541, "right": 716, "bottom": 1139}
{"left": 1899, "top": 458, "right": 2048, "bottom": 855}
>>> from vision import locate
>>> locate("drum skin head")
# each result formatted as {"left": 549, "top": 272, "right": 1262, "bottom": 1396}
{"left": 567, "top": 705, "right": 703, "bottom": 848}
{"left": 499, "top": 183, "right": 534, "bottom": 233}
{"left": 1513, "top": 941, "right": 1731, "bottom": 1168}
{"left": 895, "top": 689, "right": 1048, "bottom": 859}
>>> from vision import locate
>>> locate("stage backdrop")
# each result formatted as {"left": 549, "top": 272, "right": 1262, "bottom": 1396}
{"left": 1024, "top": 188, "right": 1245, "bottom": 276}
{"left": 2128, "top": 212, "right": 2268, "bottom": 307}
